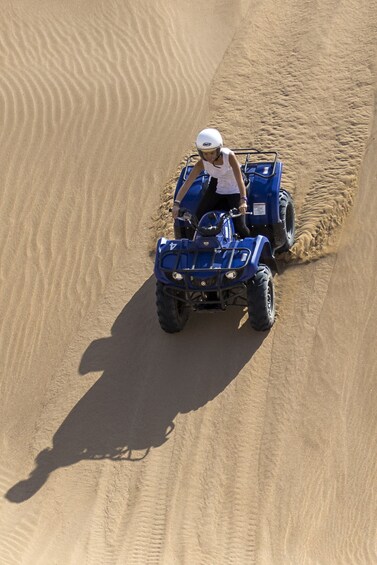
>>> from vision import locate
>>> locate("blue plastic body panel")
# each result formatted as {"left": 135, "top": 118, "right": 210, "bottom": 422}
{"left": 174, "top": 167, "right": 207, "bottom": 216}
{"left": 154, "top": 212, "right": 272, "bottom": 291}
{"left": 174, "top": 160, "right": 283, "bottom": 228}
{"left": 246, "top": 161, "right": 282, "bottom": 225}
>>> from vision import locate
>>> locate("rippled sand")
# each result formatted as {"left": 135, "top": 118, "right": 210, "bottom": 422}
{"left": 1, "top": 1, "right": 377, "bottom": 563}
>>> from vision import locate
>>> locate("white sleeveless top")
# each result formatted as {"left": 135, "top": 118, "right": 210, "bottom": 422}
{"left": 202, "top": 147, "right": 240, "bottom": 195}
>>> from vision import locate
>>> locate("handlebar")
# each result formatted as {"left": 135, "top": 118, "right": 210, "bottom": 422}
{"left": 176, "top": 208, "right": 252, "bottom": 237}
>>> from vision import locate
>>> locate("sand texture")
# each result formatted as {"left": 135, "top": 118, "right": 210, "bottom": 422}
{"left": 1, "top": 0, "right": 377, "bottom": 563}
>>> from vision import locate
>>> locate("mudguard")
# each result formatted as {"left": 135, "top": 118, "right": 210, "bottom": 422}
{"left": 174, "top": 167, "right": 208, "bottom": 216}
{"left": 245, "top": 161, "right": 282, "bottom": 226}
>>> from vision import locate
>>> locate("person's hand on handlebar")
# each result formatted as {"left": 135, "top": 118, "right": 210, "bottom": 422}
{"left": 239, "top": 195, "right": 248, "bottom": 215}
{"left": 239, "top": 202, "right": 248, "bottom": 215}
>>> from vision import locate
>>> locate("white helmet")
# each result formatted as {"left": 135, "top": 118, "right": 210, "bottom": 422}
{"left": 196, "top": 128, "right": 223, "bottom": 154}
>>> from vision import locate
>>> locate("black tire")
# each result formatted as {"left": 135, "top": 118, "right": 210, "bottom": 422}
{"left": 277, "top": 190, "right": 295, "bottom": 252}
{"left": 247, "top": 265, "right": 275, "bottom": 331}
{"left": 156, "top": 281, "right": 189, "bottom": 333}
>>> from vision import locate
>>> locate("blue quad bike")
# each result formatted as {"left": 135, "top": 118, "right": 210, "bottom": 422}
{"left": 154, "top": 149, "right": 295, "bottom": 332}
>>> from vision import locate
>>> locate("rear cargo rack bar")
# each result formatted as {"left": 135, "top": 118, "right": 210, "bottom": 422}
{"left": 183, "top": 148, "right": 278, "bottom": 180}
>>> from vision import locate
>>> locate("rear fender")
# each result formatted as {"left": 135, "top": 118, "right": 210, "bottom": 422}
{"left": 174, "top": 167, "right": 208, "bottom": 216}
{"left": 246, "top": 161, "right": 282, "bottom": 226}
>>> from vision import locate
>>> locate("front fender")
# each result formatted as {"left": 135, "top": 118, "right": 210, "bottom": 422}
{"left": 250, "top": 235, "right": 277, "bottom": 274}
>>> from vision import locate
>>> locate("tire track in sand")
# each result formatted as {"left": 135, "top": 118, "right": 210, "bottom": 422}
{"left": 210, "top": 0, "right": 377, "bottom": 262}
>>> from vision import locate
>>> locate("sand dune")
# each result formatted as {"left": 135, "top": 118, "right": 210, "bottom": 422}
{"left": 1, "top": 0, "right": 377, "bottom": 564}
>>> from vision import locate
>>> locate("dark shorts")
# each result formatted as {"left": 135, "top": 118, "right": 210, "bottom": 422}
{"left": 196, "top": 178, "right": 250, "bottom": 238}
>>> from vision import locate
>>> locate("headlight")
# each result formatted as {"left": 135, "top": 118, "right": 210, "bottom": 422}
{"left": 225, "top": 270, "right": 237, "bottom": 279}
{"left": 172, "top": 271, "right": 183, "bottom": 281}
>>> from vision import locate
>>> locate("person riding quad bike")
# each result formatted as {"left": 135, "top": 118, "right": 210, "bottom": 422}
{"left": 172, "top": 128, "right": 250, "bottom": 238}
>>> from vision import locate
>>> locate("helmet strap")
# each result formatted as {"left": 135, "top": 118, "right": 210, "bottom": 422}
{"left": 199, "top": 147, "right": 222, "bottom": 163}
{"left": 212, "top": 147, "right": 222, "bottom": 167}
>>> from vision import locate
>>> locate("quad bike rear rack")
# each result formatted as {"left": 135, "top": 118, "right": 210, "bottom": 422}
{"left": 183, "top": 148, "right": 279, "bottom": 180}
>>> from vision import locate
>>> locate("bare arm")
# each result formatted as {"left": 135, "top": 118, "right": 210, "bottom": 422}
{"left": 172, "top": 159, "right": 204, "bottom": 218}
{"left": 174, "top": 159, "right": 204, "bottom": 202}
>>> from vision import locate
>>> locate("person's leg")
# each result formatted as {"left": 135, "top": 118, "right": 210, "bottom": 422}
{"left": 226, "top": 194, "right": 250, "bottom": 237}
{"left": 195, "top": 178, "right": 221, "bottom": 220}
